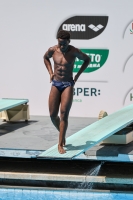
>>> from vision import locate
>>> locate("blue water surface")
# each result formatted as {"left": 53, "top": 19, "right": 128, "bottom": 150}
{"left": 0, "top": 188, "right": 133, "bottom": 200}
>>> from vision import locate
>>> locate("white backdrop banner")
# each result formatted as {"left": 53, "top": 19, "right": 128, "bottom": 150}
{"left": 0, "top": 0, "right": 133, "bottom": 117}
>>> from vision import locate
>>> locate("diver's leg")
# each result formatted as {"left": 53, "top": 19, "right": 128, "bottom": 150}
{"left": 58, "top": 86, "right": 73, "bottom": 154}
{"left": 49, "top": 86, "right": 61, "bottom": 131}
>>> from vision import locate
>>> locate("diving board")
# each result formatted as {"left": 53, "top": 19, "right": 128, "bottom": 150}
{"left": 0, "top": 98, "right": 29, "bottom": 121}
{"left": 0, "top": 98, "right": 29, "bottom": 112}
{"left": 38, "top": 104, "right": 133, "bottom": 159}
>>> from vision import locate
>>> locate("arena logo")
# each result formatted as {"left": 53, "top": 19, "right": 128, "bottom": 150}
{"left": 57, "top": 16, "right": 108, "bottom": 39}
{"left": 73, "top": 49, "right": 109, "bottom": 73}
{"left": 62, "top": 24, "right": 86, "bottom": 32}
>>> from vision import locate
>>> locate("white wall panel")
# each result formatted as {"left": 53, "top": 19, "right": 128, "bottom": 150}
{"left": 0, "top": 0, "right": 132, "bottom": 117}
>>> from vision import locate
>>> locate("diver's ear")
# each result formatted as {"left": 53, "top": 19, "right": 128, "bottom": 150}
{"left": 68, "top": 39, "right": 70, "bottom": 43}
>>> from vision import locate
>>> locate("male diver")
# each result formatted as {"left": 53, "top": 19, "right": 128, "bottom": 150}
{"left": 44, "top": 30, "right": 91, "bottom": 154}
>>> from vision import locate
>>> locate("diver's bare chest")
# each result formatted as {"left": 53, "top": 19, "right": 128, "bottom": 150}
{"left": 53, "top": 52, "right": 75, "bottom": 66}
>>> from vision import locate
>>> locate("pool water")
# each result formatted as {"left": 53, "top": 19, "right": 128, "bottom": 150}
{"left": 0, "top": 188, "right": 133, "bottom": 200}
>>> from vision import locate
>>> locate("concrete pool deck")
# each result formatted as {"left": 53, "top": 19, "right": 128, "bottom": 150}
{"left": 0, "top": 115, "right": 133, "bottom": 190}
{"left": 0, "top": 171, "right": 133, "bottom": 185}
{"left": 0, "top": 116, "right": 133, "bottom": 162}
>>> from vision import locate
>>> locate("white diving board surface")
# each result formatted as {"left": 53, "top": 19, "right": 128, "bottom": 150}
{"left": 0, "top": 98, "right": 29, "bottom": 112}
{"left": 38, "top": 104, "right": 133, "bottom": 160}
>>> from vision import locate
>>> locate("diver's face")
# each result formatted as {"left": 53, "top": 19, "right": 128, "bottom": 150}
{"left": 58, "top": 38, "right": 70, "bottom": 52}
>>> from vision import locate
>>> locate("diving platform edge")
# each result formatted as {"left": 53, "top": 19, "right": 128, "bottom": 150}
{"left": 38, "top": 104, "right": 133, "bottom": 160}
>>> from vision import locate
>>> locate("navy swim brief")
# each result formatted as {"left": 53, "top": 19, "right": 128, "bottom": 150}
{"left": 52, "top": 80, "right": 75, "bottom": 92}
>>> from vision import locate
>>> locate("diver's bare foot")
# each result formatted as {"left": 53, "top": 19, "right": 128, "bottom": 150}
{"left": 63, "top": 138, "right": 66, "bottom": 147}
{"left": 58, "top": 144, "right": 66, "bottom": 154}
